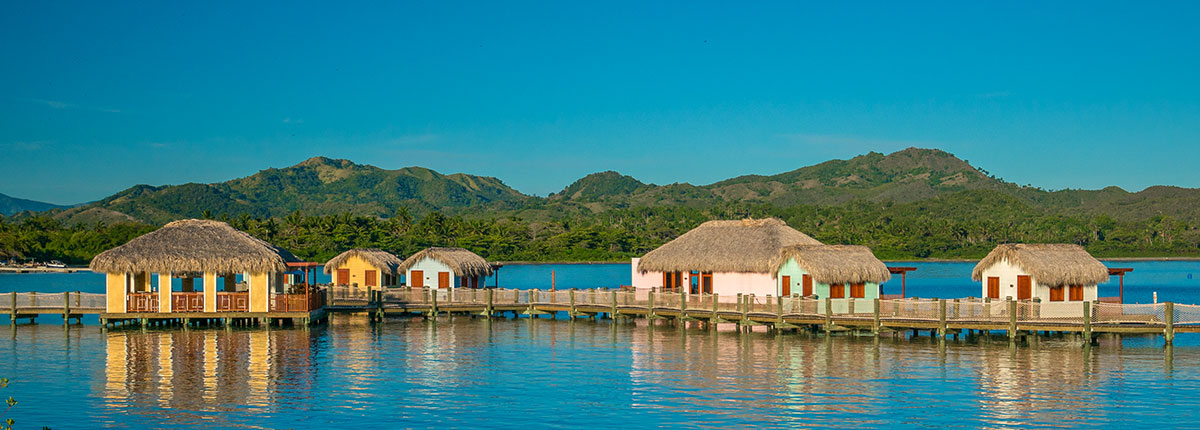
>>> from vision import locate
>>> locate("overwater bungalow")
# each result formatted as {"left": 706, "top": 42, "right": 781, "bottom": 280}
{"left": 324, "top": 248, "right": 402, "bottom": 292}
{"left": 774, "top": 244, "right": 891, "bottom": 313}
{"left": 632, "top": 218, "right": 822, "bottom": 295}
{"left": 91, "top": 219, "right": 324, "bottom": 324}
{"left": 397, "top": 247, "right": 494, "bottom": 289}
{"left": 971, "top": 244, "right": 1109, "bottom": 303}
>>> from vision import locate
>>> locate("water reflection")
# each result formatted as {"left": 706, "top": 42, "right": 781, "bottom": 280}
{"left": 87, "top": 319, "right": 1199, "bottom": 429}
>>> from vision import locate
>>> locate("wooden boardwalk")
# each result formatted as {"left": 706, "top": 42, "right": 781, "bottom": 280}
{"left": 329, "top": 287, "right": 1198, "bottom": 344}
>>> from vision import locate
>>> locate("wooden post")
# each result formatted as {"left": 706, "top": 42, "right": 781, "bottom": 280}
{"left": 1083, "top": 300, "right": 1092, "bottom": 342}
{"left": 1007, "top": 299, "right": 1018, "bottom": 340}
{"left": 569, "top": 289, "right": 576, "bottom": 319}
{"left": 984, "top": 297, "right": 992, "bottom": 322}
{"left": 711, "top": 293, "right": 719, "bottom": 324}
{"left": 528, "top": 289, "right": 538, "bottom": 317}
{"left": 1165, "top": 302, "right": 1175, "bottom": 344}
{"left": 824, "top": 296, "right": 832, "bottom": 333}
{"left": 10, "top": 291, "right": 16, "bottom": 326}
{"left": 430, "top": 287, "right": 439, "bottom": 318}
{"left": 938, "top": 299, "right": 947, "bottom": 339}
{"left": 611, "top": 290, "right": 618, "bottom": 320}
{"left": 776, "top": 295, "right": 784, "bottom": 322}
{"left": 680, "top": 289, "right": 688, "bottom": 319}
{"left": 873, "top": 298, "right": 881, "bottom": 334}
{"left": 63, "top": 292, "right": 70, "bottom": 326}
{"left": 648, "top": 289, "right": 656, "bottom": 320}
{"left": 485, "top": 288, "right": 494, "bottom": 318}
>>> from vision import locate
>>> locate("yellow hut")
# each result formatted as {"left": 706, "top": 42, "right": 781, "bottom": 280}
{"left": 90, "top": 219, "right": 321, "bottom": 320}
{"left": 323, "top": 248, "right": 402, "bottom": 292}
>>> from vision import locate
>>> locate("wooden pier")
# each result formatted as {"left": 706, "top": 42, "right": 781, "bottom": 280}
{"left": 328, "top": 287, "right": 1198, "bottom": 344}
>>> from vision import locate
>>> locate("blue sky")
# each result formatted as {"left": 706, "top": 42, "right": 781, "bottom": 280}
{"left": 2, "top": 1, "right": 1198, "bottom": 205}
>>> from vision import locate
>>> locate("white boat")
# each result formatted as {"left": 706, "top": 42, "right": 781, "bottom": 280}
{"left": 45, "top": 260, "right": 66, "bottom": 268}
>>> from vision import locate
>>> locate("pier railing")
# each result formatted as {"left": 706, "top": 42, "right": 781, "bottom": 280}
{"left": 364, "top": 287, "right": 1200, "bottom": 330}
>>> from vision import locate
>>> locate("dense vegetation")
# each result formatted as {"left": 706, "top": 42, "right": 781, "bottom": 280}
{"left": 4, "top": 188, "right": 1199, "bottom": 265}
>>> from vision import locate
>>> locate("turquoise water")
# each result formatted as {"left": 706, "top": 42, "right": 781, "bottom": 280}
{"left": 2, "top": 262, "right": 1200, "bottom": 428}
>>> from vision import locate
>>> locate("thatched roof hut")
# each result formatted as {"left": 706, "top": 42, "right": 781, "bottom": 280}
{"left": 772, "top": 245, "right": 891, "bottom": 284}
{"left": 397, "top": 247, "right": 494, "bottom": 278}
{"left": 637, "top": 218, "right": 822, "bottom": 274}
{"left": 323, "top": 248, "right": 403, "bottom": 275}
{"left": 971, "top": 244, "right": 1109, "bottom": 286}
{"left": 89, "top": 219, "right": 298, "bottom": 274}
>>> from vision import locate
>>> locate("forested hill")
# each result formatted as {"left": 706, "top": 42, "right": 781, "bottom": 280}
{"left": 0, "top": 192, "right": 63, "bottom": 216}
{"left": 5, "top": 148, "right": 1200, "bottom": 264}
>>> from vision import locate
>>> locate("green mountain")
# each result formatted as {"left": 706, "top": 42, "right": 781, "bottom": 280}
{"left": 550, "top": 171, "right": 648, "bottom": 201}
{"left": 0, "top": 192, "right": 64, "bottom": 216}
{"left": 52, "top": 156, "right": 532, "bottom": 224}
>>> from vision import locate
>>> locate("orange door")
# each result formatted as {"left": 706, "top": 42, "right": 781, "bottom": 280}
{"left": 987, "top": 277, "right": 1000, "bottom": 299}
{"left": 701, "top": 273, "right": 713, "bottom": 294}
{"left": 802, "top": 275, "right": 813, "bottom": 297}
{"left": 1017, "top": 275, "right": 1032, "bottom": 300}
{"left": 438, "top": 272, "right": 450, "bottom": 289}
{"left": 781, "top": 276, "right": 791, "bottom": 296}
{"left": 411, "top": 270, "right": 424, "bottom": 288}
{"left": 365, "top": 270, "right": 377, "bottom": 287}
{"left": 336, "top": 268, "right": 350, "bottom": 286}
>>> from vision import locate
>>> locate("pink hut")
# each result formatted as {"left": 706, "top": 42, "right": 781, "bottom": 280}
{"left": 631, "top": 218, "right": 822, "bottom": 296}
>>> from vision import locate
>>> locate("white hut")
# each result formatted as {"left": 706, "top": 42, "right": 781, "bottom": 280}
{"left": 397, "top": 247, "right": 494, "bottom": 289}
{"left": 971, "top": 244, "right": 1109, "bottom": 303}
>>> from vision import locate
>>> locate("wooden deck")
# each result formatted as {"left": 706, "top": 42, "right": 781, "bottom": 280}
{"left": 325, "top": 287, "right": 1198, "bottom": 343}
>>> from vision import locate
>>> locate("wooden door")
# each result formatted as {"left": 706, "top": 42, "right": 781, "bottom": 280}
{"left": 781, "top": 276, "right": 791, "bottom": 296}
{"left": 336, "top": 268, "right": 350, "bottom": 286}
{"left": 701, "top": 273, "right": 713, "bottom": 294}
{"left": 438, "top": 272, "right": 450, "bottom": 289}
{"left": 987, "top": 277, "right": 1000, "bottom": 299}
{"left": 365, "top": 270, "right": 377, "bottom": 287}
{"left": 1017, "top": 275, "right": 1032, "bottom": 300}
{"left": 802, "top": 275, "right": 813, "bottom": 297}
{"left": 411, "top": 270, "right": 424, "bottom": 288}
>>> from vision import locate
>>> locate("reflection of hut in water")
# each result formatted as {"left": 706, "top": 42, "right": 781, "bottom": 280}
{"left": 633, "top": 218, "right": 822, "bottom": 295}
{"left": 324, "top": 248, "right": 402, "bottom": 293}
{"left": 397, "top": 247, "right": 495, "bottom": 289}
{"left": 91, "top": 219, "right": 322, "bottom": 318}
{"left": 972, "top": 244, "right": 1108, "bottom": 303}
{"left": 774, "top": 245, "right": 891, "bottom": 313}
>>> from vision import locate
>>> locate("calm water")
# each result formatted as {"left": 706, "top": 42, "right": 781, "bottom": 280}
{"left": 3, "top": 261, "right": 1200, "bottom": 428}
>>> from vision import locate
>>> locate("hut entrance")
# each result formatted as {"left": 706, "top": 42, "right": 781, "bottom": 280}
{"left": 1017, "top": 276, "right": 1032, "bottom": 300}
{"left": 802, "top": 275, "right": 813, "bottom": 297}
{"left": 411, "top": 271, "right": 424, "bottom": 287}
{"left": 438, "top": 272, "right": 450, "bottom": 289}
{"left": 365, "top": 270, "right": 377, "bottom": 288}
{"left": 686, "top": 272, "right": 712, "bottom": 294}
{"left": 336, "top": 269, "right": 350, "bottom": 286}
{"left": 987, "top": 277, "right": 1000, "bottom": 299}
{"left": 781, "top": 276, "right": 791, "bottom": 296}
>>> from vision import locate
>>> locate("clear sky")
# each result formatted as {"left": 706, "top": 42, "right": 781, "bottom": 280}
{"left": 2, "top": 1, "right": 1198, "bottom": 205}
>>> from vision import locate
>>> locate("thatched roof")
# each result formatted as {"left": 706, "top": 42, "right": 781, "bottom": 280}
{"left": 397, "top": 247, "right": 494, "bottom": 278}
{"left": 323, "top": 248, "right": 403, "bottom": 275}
{"left": 637, "top": 218, "right": 822, "bottom": 273}
{"left": 772, "top": 245, "right": 891, "bottom": 284}
{"left": 971, "top": 244, "right": 1109, "bottom": 286}
{"left": 89, "top": 219, "right": 298, "bottom": 274}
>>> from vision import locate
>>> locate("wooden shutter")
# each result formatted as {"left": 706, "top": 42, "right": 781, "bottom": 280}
{"left": 850, "top": 283, "right": 865, "bottom": 298}
{"left": 1050, "top": 286, "right": 1064, "bottom": 302}
{"left": 1017, "top": 276, "right": 1032, "bottom": 300}
{"left": 830, "top": 283, "right": 845, "bottom": 299}
{"left": 1069, "top": 285, "right": 1083, "bottom": 301}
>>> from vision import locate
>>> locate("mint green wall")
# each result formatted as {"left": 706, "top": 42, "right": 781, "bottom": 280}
{"left": 778, "top": 257, "right": 879, "bottom": 314}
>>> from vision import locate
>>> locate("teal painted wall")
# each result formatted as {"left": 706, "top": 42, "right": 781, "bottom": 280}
{"left": 778, "top": 257, "right": 879, "bottom": 314}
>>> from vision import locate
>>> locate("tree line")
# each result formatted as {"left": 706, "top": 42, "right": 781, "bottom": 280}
{"left": 4, "top": 191, "right": 1199, "bottom": 265}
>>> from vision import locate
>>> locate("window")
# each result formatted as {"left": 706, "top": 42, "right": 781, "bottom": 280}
{"left": 830, "top": 283, "right": 845, "bottom": 299}
{"left": 850, "top": 283, "right": 865, "bottom": 299}
{"left": 1049, "top": 286, "right": 1064, "bottom": 302}
{"left": 663, "top": 272, "right": 683, "bottom": 292}
{"left": 1069, "top": 285, "right": 1084, "bottom": 301}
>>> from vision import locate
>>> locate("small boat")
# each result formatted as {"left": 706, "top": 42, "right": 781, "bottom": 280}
{"left": 45, "top": 260, "right": 66, "bottom": 268}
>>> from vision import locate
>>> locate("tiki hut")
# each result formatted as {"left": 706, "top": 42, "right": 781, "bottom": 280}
{"left": 632, "top": 218, "right": 822, "bottom": 295}
{"left": 324, "top": 248, "right": 403, "bottom": 291}
{"left": 91, "top": 219, "right": 301, "bottom": 314}
{"left": 772, "top": 245, "right": 891, "bottom": 313}
{"left": 397, "top": 247, "right": 494, "bottom": 289}
{"left": 972, "top": 244, "right": 1109, "bottom": 302}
